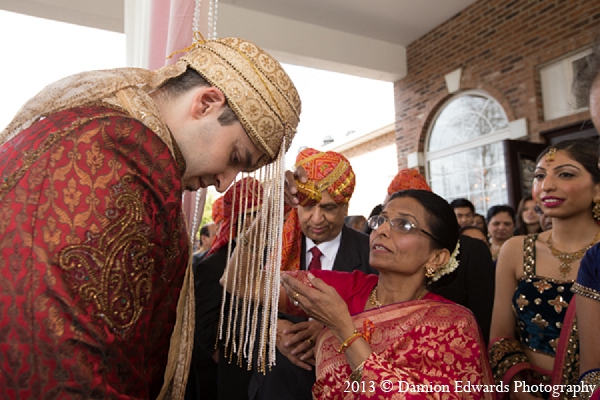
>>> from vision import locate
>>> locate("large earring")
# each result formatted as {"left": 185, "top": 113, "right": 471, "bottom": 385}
{"left": 593, "top": 201, "right": 600, "bottom": 221}
{"left": 425, "top": 267, "right": 435, "bottom": 278}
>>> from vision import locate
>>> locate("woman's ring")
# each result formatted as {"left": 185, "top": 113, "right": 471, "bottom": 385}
{"left": 293, "top": 300, "right": 299, "bottom": 307}
{"left": 294, "top": 292, "right": 299, "bottom": 299}
{"left": 306, "top": 338, "right": 313, "bottom": 345}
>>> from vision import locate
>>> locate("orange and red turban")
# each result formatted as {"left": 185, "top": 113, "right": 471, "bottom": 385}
{"left": 211, "top": 196, "right": 225, "bottom": 225}
{"left": 208, "top": 177, "right": 263, "bottom": 255}
{"left": 294, "top": 148, "right": 355, "bottom": 206}
{"left": 281, "top": 148, "right": 355, "bottom": 271}
{"left": 387, "top": 168, "right": 431, "bottom": 195}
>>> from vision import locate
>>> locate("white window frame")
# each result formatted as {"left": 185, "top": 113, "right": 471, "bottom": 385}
{"left": 425, "top": 90, "right": 511, "bottom": 164}
{"left": 424, "top": 90, "right": 516, "bottom": 212}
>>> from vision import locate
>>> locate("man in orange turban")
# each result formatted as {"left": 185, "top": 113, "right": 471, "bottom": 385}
{"left": 251, "top": 148, "right": 375, "bottom": 400}
{"left": 281, "top": 148, "right": 356, "bottom": 271}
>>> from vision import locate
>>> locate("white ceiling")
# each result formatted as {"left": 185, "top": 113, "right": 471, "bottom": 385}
{"left": 1, "top": 0, "right": 477, "bottom": 81}
{"left": 221, "top": 0, "right": 476, "bottom": 46}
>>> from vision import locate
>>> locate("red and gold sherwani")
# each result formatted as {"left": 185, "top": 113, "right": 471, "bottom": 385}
{"left": 0, "top": 105, "right": 189, "bottom": 399}
{"left": 0, "top": 36, "right": 302, "bottom": 398}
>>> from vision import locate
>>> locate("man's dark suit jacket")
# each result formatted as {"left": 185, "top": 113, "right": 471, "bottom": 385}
{"left": 185, "top": 245, "right": 230, "bottom": 400}
{"left": 248, "top": 225, "right": 375, "bottom": 400}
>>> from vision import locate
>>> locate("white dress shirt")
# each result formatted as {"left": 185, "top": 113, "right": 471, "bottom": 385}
{"left": 304, "top": 231, "right": 342, "bottom": 271}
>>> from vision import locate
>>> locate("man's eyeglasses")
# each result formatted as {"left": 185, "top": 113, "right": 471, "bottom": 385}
{"left": 367, "top": 215, "right": 439, "bottom": 242}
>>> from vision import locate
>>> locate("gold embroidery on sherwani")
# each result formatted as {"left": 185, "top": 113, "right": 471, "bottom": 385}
{"left": 0, "top": 115, "right": 120, "bottom": 204}
{"left": 58, "top": 175, "right": 154, "bottom": 339}
{"left": 47, "top": 304, "right": 66, "bottom": 338}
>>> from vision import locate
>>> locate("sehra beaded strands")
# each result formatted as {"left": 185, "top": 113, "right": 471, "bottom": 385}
{"left": 218, "top": 151, "right": 288, "bottom": 373}
{"left": 189, "top": 0, "right": 298, "bottom": 374}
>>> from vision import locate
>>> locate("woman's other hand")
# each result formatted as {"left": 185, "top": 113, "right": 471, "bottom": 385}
{"left": 281, "top": 272, "right": 355, "bottom": 342}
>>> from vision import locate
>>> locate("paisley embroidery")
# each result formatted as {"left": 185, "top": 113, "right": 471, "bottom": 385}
{"left": 58, "top": 175, "right": 154, "bottom": 339}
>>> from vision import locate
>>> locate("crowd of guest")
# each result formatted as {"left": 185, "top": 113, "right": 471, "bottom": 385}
{"left": 185, "top": 38, "right": 600, "bottom": 400}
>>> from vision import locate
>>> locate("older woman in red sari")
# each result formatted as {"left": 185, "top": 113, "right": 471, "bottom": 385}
{"left": 226, "top": 189, "right": 494, "bottom": 399}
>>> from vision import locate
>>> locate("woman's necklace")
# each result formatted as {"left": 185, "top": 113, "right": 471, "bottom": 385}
{"left": 546, "top": 228, "right": 600, "bottom": 278}
{"left": 369, "top": 285, "right": 427, "bottom": 308}
{"left": 369, "top": 286, "right": 383, "bottom": 308}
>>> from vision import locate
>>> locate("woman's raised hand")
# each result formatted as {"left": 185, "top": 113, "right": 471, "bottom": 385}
{"left": 281, "top": 272, "right": 355, "bottom": 343}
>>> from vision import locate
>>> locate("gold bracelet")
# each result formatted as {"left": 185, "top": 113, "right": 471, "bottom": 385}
{"left": 349, "top": 360, "right": 366, "bottom": 382}
{"left": 337, "top": 330, "right": 362, "bottom": 354}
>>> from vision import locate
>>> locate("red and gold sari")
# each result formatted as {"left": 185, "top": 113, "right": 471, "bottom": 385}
{"left": 285, "top": 270, "right": 495, "bottom": 399}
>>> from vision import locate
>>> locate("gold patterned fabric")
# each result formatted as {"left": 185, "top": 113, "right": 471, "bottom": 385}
{"left": 1, "top": 37, "right": 301, "bottom": 168}
{"left": 0, "top": 106, "right": 189, "bottom": 398}
{"left": 491, "top": 235, "right": 581, "bottom": 399}
{"left": 311, "top": 283, "right": 495, "bottom": 399}
{"left": 513, "top": 234, "right": 576, "bottom": 356}
{"left": 179, "top": 37, "right": 301, "bottom": 167}
{"left": 489, "top": 337, "right": 530, "bottom": 384}
{"left": 572, "top": 282, "right": 600, "bottom": 301}
{"left": 0, "top": 35, "right": 302, "bottom": 396}
{"left": 579, "top": 369, "right": 600, "bottom": 400}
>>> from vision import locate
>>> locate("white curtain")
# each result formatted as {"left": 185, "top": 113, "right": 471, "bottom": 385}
{"left": 124, "top": 0, "right": 208, "bottom": 238}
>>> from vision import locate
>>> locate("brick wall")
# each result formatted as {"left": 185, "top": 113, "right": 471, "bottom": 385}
{"left": 394, "top": 0, "right": 600, "bottom": 169}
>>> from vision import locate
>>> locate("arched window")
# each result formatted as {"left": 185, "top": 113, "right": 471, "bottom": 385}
{"left": 426, "top": 91, "right": 510, "bottom": 214}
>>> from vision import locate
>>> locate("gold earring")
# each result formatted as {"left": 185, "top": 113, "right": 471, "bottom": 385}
{"left": 425, "top": 267, "right": 435, "bottom": 278}
{"left": 593, "top": 202, "right": 600, "bottom": 221}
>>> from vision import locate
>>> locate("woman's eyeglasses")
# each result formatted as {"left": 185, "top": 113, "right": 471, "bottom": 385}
{"left": 367, "top": 215, "right": 439, "bottom": 242}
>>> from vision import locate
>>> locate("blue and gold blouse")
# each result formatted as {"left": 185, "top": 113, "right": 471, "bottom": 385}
{"left": 512, "top": 234, "right": 574, "bottom": 356}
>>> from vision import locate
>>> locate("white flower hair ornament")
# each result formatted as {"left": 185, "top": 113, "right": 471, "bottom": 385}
{"left": 430, "top": 241, "right": 460, "bottom": 282}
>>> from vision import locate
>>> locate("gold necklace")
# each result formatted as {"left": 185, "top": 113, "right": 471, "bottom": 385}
{"left": 369, "top": 286, "right": 383, "bottom": 308}
{"left": 369, "top": 286, "right": 427, "bottom": 308}
{"left": 546, "top": 229, "right": 600, "bottom": 278}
